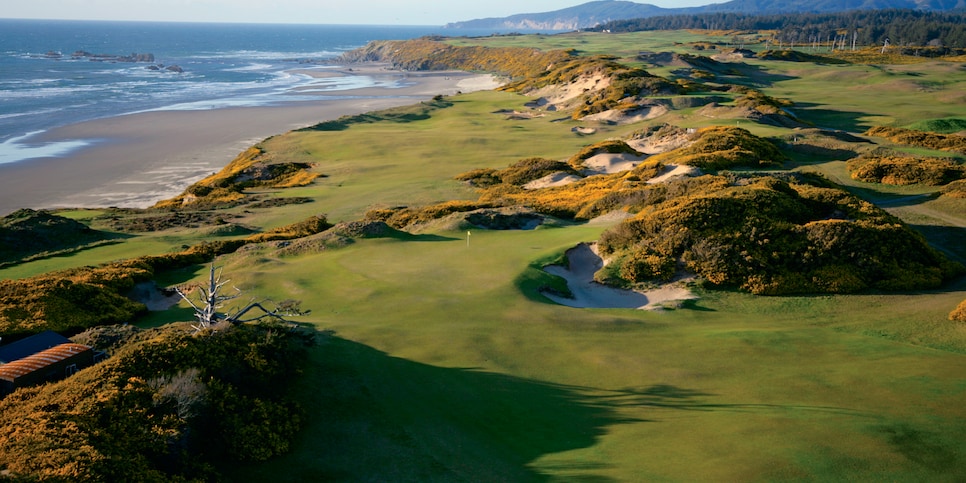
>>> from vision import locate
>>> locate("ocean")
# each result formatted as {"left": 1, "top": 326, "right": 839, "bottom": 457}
{"left": 0, "top": 20, "right": 487, "bottom": 165}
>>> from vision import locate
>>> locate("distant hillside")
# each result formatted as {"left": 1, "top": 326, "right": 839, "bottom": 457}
{"left": 446, "top": 1, "right": 669, "bottom": 31}
{"left": 445, "top": 0, "right": 966, "bottom": 30}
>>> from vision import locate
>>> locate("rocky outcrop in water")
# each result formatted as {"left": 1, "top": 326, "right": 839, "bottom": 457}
{"left": 70, "top": 51, "right": 156, "bottom": 63}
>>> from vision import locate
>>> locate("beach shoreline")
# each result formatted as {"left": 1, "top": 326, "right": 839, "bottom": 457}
{"left": 0, "top": 65, "right": 501, "bottom": 216}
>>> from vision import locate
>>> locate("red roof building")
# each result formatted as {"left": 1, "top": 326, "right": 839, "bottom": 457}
{"left": 0, "top": 338, "right": 100, "bottom": 398}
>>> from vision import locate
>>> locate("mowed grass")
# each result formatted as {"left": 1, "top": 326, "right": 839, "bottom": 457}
{"left": 446, "top": 30, "right": 745, "bottom": 58}
{"left": 255, "top": 90, "right": 641, "bottom": 224}
{"left": 217, "top": 224, "right": 966, "bottom": 481}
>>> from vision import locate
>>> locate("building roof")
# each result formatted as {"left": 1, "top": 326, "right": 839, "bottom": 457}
{"left": 0, "top": 330, "right": 72, "bottom": 363}
{"left": 0, "top": 343, "right": 93, "bottom": 382}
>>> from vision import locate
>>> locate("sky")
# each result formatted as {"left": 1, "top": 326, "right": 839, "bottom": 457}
{"left": 1, "top": 0, "right": 715, "bottom": 25}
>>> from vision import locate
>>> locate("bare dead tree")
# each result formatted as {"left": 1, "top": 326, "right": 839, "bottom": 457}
{"left": 149, "top": 368, "right": 207, "bottom": 419}
{"left": 175, "top": 264, "right": 306, "bottom": 332}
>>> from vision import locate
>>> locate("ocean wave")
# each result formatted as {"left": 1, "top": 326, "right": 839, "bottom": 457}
{"left": 191, "top": 49, "right": 343, "bottom": 61}
{"left": 0, "top": 107, "right": 65, "bottom": 121}
{"left": 0, "top": 84, "right": 108, "bottom": 100}
{"left": 0, "top": 78, "right": 62, "bottom": 89}
{"left": 0, "top": 131, "right": 93, "bottom": 165}
{"left": 224, "top": 63, "right": 275, "bottom": 72}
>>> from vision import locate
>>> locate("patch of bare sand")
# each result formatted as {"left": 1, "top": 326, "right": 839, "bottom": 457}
{"left": 523, "top": 172, "right": 583, "bottom": 190}
{"left": 543, "top": 243, "right": 696, "bottom": 310}
{"left": 495, "top": 109, "right": 546, "bottom": 120}
{"left": 528, "top": 72, "right": 611, "bottom": 110}
{"left": 581, "top": 152, "right": 648, "bottom": 175}
{"left": 647, "top": 164, "right": 702, "bottom": 184}
{"left": 456, "top": 74, "right": 504, "bottom": 92}
{"left": 581, "top": 105, "right": 669, "bottom": 124}
{"left": 626, "top": 131, "right": 692, "bottom": 154}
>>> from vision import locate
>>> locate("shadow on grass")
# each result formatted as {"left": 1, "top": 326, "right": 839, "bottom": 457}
{"left": 297, "top": 99, "right": 454, "bottom": 132}
{"left": 789, "top": 102, "right": 871, "bottom": 133}
{"left": 384, "top": 231, "right": 458, "bottom": 243}
{"left": 909, "top": 224, "right": 966, "bottom": 265}
{"left": 246, "top": 335, "right": 718, "bottom": 482}
{"left": 227, "top": 332, "right": 942, "bottom": 482}
{"left": 844, "top": 186, "right": 939, "bottom": 208}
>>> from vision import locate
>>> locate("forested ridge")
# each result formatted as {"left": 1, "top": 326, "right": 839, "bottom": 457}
{"left": 593, "top": 9, "right": 966, "bottom": 49}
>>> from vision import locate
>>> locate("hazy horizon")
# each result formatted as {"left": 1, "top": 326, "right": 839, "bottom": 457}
{"left": 1, "top": 0, "right": 715, "bottom": 26}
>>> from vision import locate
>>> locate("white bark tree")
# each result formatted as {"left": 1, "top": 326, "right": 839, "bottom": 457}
{"left": 175, "top": 264, "right": 305, "bottom": 332}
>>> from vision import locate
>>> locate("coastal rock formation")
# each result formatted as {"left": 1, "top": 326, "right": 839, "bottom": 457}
{"left": 145, "top": 64, "right": 184, "bottom": 73}
{"left": 70, "top": 51, "right": 155, "bottom": 63}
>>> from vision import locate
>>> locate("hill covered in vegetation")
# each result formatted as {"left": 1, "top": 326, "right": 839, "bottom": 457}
{"left": 369, "top": 125, "right": 961, "bottom": 295}
{"left": 0, "top": 209, "right": 117, "bottom": 267}
{"left": 0, "top": 322, "right": 311, "bottom": 481}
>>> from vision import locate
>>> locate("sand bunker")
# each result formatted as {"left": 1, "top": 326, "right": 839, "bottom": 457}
{"left": 495, "top": 109, "right": 545, "bottom": 120}
{"left": 543, "top": 243, "right": 696, "bottom": 310}
{"left": 529, "top": 72, "right": 611, "bottom": 109}
{"left": 647, "top": 164, "right": 702, "bottom": 184}
{"left": 523, "top": 172, "right": 583, "bottom": 190}
{"left": 582, "top": 152, "right": 647, "bottom": 175}
{"left": 581, "top": 105, "right": 668, "bottom": 124}
{"left": 626, "top": 131, "right": 693, "bottom": 155}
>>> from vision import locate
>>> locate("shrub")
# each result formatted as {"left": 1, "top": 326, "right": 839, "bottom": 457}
{"left": 648, "top": 126, "right": 785, "bottom": 170}
{"left": 941, "top": 179, "right": 966, "bottom": 198}
{"left": 950, "top": 299, "right": 966, "bottom": 322}
{"left": 245, "top": 215, "right": 332, "bottom": 243}
{"left": 155, "top": 147, "right": 321, "bottom": 209}
{"left": 568, "top": 140, "right": 642, "bottom": 169}
{"left": 0, "top": 209, "right": 115, "bottom": 266}
{"left": 0, "top": 322, "right": 311, "bottom": 481}
{"left": 618, "top": 249, "right": 678, "bottom": 283}
{"left": 847, "top": 155, "right": 965, "bottom": 186}
{"left": 497, "top": 157, "right": 578, "bottom": 186}
{"left": 865, "top": 126, "right": 966, "bottom": 155}
{"left": 596, "top": 173, "right": 961, "bottom": 295}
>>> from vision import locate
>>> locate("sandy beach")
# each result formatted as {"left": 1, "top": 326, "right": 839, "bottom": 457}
{"left": 0, "top": 65, "right": 500, "bottom": 216}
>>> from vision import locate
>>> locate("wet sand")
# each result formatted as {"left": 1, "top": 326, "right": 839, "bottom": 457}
{"left": 0, "top": 65, "right": 501, "bottom": 215}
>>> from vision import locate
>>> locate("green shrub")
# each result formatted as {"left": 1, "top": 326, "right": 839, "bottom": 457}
{"left": 865, "top": 126, "right": 966, "bottom": 155}
{"left": 847, "top": 155, "right": 965, "bottom": 186}
{"left": 950, "top": 299, "right": 966, "bottom": 322}
{"left": 597, "top": 173, "right": 961, "bottom": 295}
{"left": 0, "top": 322, "right": 312, "bottom": 481}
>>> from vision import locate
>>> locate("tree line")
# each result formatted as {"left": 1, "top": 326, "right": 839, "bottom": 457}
{"left": 592, "top": 9, "right": 966, "bottom": 50}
